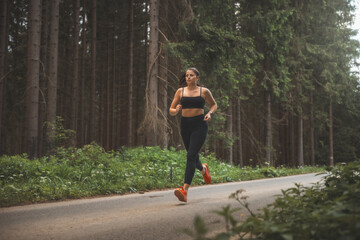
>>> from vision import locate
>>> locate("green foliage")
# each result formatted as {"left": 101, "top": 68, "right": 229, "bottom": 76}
{"left": 187, "top": 160, "right": 360, "bottom": 240}
{"left": 239, "top": 0, "right": 293, "bottom": 98}
{"left": 167, "top": 0, "right": 360, "bottom": 166}
{"left": 0, "top": 144, "right": 323, "bottom": 207}
{"left": 44, "top": 116, "right": 76, "bottom": 149}
{"left": 167, "top": 0, "right": 259, "bottom": 150}
{"left": 4, "top": 0, "right": 360, "bottom": 171}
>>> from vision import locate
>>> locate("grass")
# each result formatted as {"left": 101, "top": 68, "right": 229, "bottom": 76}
{"left": 0, "top": 143, "right": 324, "bottom": 207}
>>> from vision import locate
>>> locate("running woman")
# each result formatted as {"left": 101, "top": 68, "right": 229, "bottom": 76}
{"left": 169, "top": 67, "right": 217, "bottom": 202}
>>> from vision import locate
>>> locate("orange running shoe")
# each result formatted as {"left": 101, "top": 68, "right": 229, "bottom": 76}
{"left": 174, "top": 186, "right": 187, "bottom": 202}
{"left": 202, "top": 163, "right": 211, "bottom": 184}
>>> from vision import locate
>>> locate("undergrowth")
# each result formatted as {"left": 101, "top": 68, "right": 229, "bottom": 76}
{"left": 0, "top": 143, "right": 323, "bottom": 207}
{"left": 187, "top": 160, "right": 360, "bottom": 240}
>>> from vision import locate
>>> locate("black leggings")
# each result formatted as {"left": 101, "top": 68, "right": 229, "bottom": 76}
{"left": 181, "top": 114, "right": 208, "bottom": 185}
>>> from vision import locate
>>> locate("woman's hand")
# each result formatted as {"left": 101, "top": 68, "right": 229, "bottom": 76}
{"left": 203, "top": 88, "right": 217, "bottom": 122}
{"left": 175, "top": 104, "right": 182, "bottom": 114}
{"left": 204, "top": 112, "right": 212, "bottom": 122}
{"left": 169, "top": 89, "right": 182, "bottom": 116}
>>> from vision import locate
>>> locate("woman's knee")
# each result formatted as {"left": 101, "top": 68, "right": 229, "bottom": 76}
{"left": 187, "top": 151, "right": 198, "bottom": 162}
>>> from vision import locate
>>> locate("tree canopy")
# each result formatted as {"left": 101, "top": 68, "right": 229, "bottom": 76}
{"left": 1, "top": 0, "right": 359, "bottom": 166}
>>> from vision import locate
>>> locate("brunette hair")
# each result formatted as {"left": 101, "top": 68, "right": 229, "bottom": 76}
{"left": 178, "top": 67, "right": 201, "bottom": 88}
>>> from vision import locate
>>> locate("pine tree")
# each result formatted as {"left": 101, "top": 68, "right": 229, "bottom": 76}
{"left": 0, "top": 0, "right": 9, "bottom": 154}
{"left": 45, "top": 0, "right": 59, "bottom": 153}
{"left": 25, "top": 0, "right": 42, "bottom": 157}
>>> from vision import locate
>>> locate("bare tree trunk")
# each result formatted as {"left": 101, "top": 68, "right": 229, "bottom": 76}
{"left": 106, "top": 33, "right": 111, "bottom": 150}
{"left": 236, "top": 97, "right": 243, "bottom": 166}
{"left": 329, "top": 96, "right": 334, "bottom": 166}
{"left": 0, "top": 0, "right": 9, "bottom": 154}
{"left": 116, "top": 54, "right": 122, "bottom": 147}
{"left": 290, "top": 113, "right": 295, "bottom": 167}
{"left": 79, "top": 0, "right": 87, "bottom": 146}
{"left": 281, "top": 112, "right": 288, "bottom": 166}
{"left": 112, "top": 35, "right": 116, "bottom": 149}
{"left": 158, "top": 0, "right": 169, "bottom": 148}
{"left": 98, "top": 67, "right": 104, "bottom": 145}
{"left": 45, "top": 0, "right": 59, "bottom": 153}
{"left": 297, "top": 82, "right": 304, "bottom": 167}
{"left": 128, "top": 0, "right": 134, "bottom": 146}
{"left": 38, "top": 0, "right": 49, "bottom": 156}
{"left": 310, "top": 91, "right": 315, "bottom": 165}
{"left": 145, "top": 0, "right": 159, "bottom": 146}
{"left": 89, "top": 0, "right": 97, "bottom": 142}
{"left": 25, "top": 0, "right": 42, "bottom": 157}
{"left": 297, "top": 109, "right": 304, "bottom": 166}
{"left": 284, "top": 114, "right": 292, "bottom": 167}
{"left": 135, "top": 0, "right": 149, "bottom": 146}
{"left": 265, "top": 91, "right": 273, "bottom": 165}
{"left": 232, "top": 102, "right": 237, "bottom": 164}
{"left": 70, "top": 0, "right": 80, "bottom": 146}
{"left": 225, "top": 104, "right": 233, "bottom": 164}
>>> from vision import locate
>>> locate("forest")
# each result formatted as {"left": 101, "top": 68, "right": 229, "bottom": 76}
{"left": 1, "top": 0, "right": 360, "bottom": 167}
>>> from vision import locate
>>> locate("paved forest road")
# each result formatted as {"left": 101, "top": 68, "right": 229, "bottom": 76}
{"left": 0, "top": 173, "right": 324, "bottom": 240}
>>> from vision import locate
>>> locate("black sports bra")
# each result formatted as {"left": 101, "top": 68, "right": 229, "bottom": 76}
{"left": 180, "top": 87, "right": 205, "bottom": 109}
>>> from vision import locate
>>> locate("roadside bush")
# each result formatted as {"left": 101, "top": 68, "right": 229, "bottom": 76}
{"left": 187, "top": 160, "right": 360, "bottom": 240}
{"left": 0, "top": 143, "right": 323, "bottom": 207}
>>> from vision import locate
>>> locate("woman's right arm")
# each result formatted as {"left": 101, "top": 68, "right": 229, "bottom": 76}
{"left": 169, "top": 89, "right": 182, "bottom": 116}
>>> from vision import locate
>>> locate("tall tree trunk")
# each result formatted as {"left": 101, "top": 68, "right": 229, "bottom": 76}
{"left": 235, "top": 97, "right": 243, "bottom": 166}
{"left": 79, "top": 0, "right": 87, "bottom": 146}
{"left": 111, "top": 33, "right": 116, "bottom": 149}
{"left": 158, "top": 0, "right": 169, "bottom": 148}
{"left": 106, "top": 33, "right": 111, "bottom": 150}
{"left": 145, "top": 0, "right": 159, "bottom": 146}
{"left": 138, "top": 0, "right": 148, "bottom": 146}
{"left": 265, "top": 91, "right": 273, "bottom": 165}
{"left": 25, "top": 0, "right": 42, "bottom": 157}
{"left": 282, "top": 112, "right": 288, "bottom": 166}
{"left": 225, "top": 104, "right": 233, "bottom": 164}
{"left": 116, "top": 49, "right": 122, "bottom": 147}
{"left": 290, "top": 113, "right": 295, "bottom": 167}
{"left": 0, "top": 0, "right": 9, "bottom": 154}
{"left": 297, "top": 83, "right": 304, "bottom": 167}
{"left": 89, "top": 0, "right": 97, "bottom": 142}
{"left": 297, "top": 109, "right": 304, "bottom": 166}
{"left": 128, "top": 0, "right": 134, "bottom": 146}
{"left": 70, "top": 0, "right": 80, "bottom": 146}
{"left": 329, "top": 96, "right": 334, "bottom": 166}
{"left": 38, "top": 0, "right": 49, "bottom": 156}
{"left": 45, "top": 0, "right": 59, "bottom": 153}
{"left": 98, "top": 65, "right": 104, "bottom": 145}
{"left": 310, "top": 91, "right": 315, "bottom": 165}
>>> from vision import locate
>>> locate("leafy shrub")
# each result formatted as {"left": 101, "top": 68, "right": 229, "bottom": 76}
{"left": 187, "top": 160, "right": 360, "bottom": 240}
{"left": 44, "top": 116, "right": 76, "bottom": 148}
{"left": 0, "top": 143, "right": 323, "bottom": 207}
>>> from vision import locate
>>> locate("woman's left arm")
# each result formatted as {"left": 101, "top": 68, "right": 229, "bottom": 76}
{"left": 204, "top": 88, "right": 217, "bottom": 122}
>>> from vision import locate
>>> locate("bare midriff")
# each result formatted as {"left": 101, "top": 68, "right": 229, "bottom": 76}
{"left": 182, "top": 108, "right": 204, "bottom": 117}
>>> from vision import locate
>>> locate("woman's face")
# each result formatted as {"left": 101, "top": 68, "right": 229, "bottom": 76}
{"left": 186, "top": 70, "right": 198, "bottom": 85}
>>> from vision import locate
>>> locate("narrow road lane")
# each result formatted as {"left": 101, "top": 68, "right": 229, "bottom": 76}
{"left": 0, "top": 173, "right": 324, "bottom": 240}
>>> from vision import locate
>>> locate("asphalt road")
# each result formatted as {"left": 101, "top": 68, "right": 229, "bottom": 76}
{"left": 0, "top": 173, "right": 324, "bottom": 240}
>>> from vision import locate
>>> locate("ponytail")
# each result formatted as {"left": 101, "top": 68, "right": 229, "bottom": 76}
{"left": 178, "top": 73, "right": 187, "bottom": 88}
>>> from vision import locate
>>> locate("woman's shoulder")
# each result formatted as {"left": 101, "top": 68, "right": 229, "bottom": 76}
{"left": 201, "top": 87, "right": 211, "bottom": 93}
{"left": 175, "top": 87, "right": 184, "bottom": 95}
